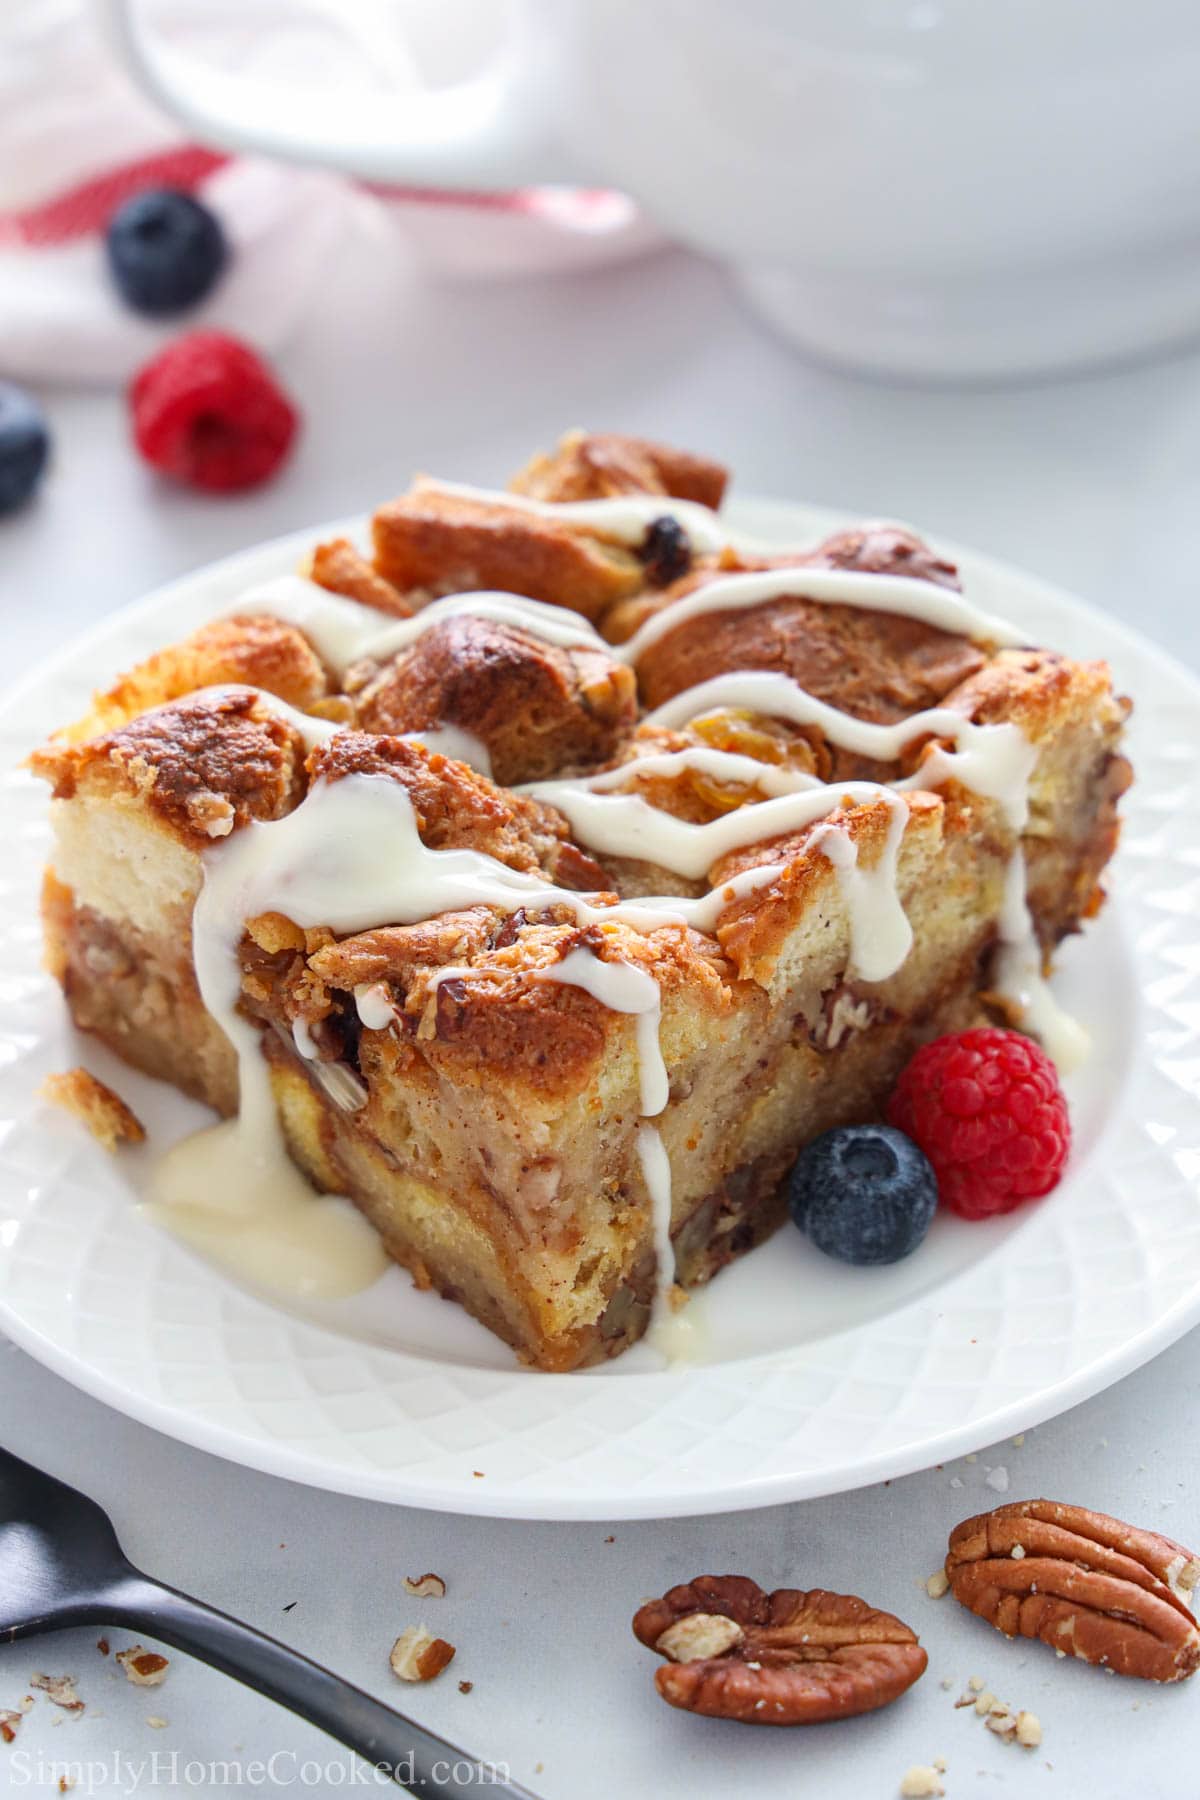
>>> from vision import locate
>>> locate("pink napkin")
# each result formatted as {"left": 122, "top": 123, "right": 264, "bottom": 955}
{"left": 0, "top": 0, "right": 655, "bottom": 387}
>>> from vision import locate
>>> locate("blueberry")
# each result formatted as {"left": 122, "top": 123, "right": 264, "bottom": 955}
{"left": 0, "top": 383, "right": 50, "bottom": 515}
{"left": 639, "top": 514, "right": 692, "bottom": 586}
{"left": 105, "top": 189, "right": 228, "bottom": 317}
{"left": 788, "top": 1124, "right": 937, "bottom": 1266}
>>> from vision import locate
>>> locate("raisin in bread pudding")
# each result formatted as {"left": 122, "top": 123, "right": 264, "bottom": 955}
{"left": 32, "top": 431, "right": 1132, "bottom": 1370}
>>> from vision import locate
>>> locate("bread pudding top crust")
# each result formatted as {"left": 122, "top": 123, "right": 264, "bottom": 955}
{"left": 33, "top": 686, "right": 310, "bottom": 843}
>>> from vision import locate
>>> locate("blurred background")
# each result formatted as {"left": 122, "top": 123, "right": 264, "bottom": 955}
{"left": 2, "top": 0, "right": 1197, "bottom": 681}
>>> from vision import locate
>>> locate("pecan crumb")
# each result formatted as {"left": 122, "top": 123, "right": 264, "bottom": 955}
{"left": 146, "top": 1716, "right": 168, "bottom": 1729}
{"left": 458, "top": 1680, "right": 473, "bottom": 1694}
{"left": 390, "top": 1626, "right": 456, "bottom": 1683}
{"left": 0, "top": 1710, "right": 23, "bottom": 1744}
{"left": 96, "top": 1638, "right": 110, "bottom": 1657}
{"left": 656, "top": 1613, "right": 745, "bottom": 1664}
{"left": 1016, "top": 1710, "right": 1042, "bottom": 1748}
{"left": 30, "top": 1674, "right": 84, "bottom": 1713}
{"left": 925, "top": 1570, "right": 950, "bottom": 1599}
{"left": 116, "top": 1647, "right": 169, "bottom": 1688}
{"left": 403, "top": 1573, "right": 446, "bottom": 1600}
{"left": 899, "top": 1768, "right": 945, "bottom": 1798}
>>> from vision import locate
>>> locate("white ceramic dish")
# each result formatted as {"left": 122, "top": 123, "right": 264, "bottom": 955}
{"left": 1, "top": 497, "right": 1196, "bottom": 1519}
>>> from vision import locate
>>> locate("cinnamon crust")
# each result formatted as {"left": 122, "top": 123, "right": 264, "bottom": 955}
{"left": 33, "top": 687, "right": 309, "bottom": 845}
{"left": 509, "top": 429, "right": 728, "bottom": 509}
{"left": 347, "top": 615, "right": 638, "bottom": 785}
{"left": 372, "top": 484, "right": 643, "bottom": 620}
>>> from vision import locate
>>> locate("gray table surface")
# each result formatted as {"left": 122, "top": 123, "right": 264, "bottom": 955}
{"left": 2, "top": 226, "right": 1199, "bottom": 1799}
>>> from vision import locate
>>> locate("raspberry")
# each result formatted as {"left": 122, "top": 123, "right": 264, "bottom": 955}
{"left": 887, "top": 1028, "right": 1070, "bottom": 1220}
{"left": 129, "top": 332, "right": 299, "bottom": 494}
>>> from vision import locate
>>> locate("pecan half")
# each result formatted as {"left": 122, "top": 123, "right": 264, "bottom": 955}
{"left": 946, "top": 1500, "right": 1200, "bottom": 1682}
{"left": 632, "top": 1575, "right": 926, "bottom": 1725}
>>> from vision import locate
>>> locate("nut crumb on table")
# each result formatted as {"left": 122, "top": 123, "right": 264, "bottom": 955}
{"left": 116, "top": 1646, "right": 169, "bottom": 1688}
{"left": 0, "top": 1708, "right": 24, "bottom": 1743}
{"left": 403, "top": 1573, "right": 446, "bottom": 1599}
{"left": 899, "top": 1767, "right": 945, "bottom": 1797}
{"left": 390, "top": 1626, "right": 456, "bottom": 1683}
{"left": 30, "top": 1673, "right": 83, "bottom": 1713}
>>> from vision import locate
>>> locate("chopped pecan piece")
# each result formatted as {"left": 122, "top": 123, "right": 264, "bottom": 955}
{"left": 389, "top": 1626, "right": 456, "bottom": 1682}
{"left": 899, "top": 1769, "right": 944, "bottom": 1798}
{"left": 633, "top": 1575, "right": 926, "bottom": 1725}
{"left": 403, "top": 1573, "right": 446, "bottom": 1599}
{"left": 116, "top": 1646, "right": 169, "bottom": 1687}
{"left": 30, "top": 1673, "right": 84, "bottom": 1713}
{"left": 945, "top": 1500, "right": 1200, "bottom": 1681}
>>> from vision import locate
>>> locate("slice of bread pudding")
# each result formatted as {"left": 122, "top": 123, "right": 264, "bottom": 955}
{"left": 32, "top": 432, "right": 1131, "bottom": 1369}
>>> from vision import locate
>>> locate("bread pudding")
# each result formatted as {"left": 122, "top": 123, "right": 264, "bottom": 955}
{"left": 31, "top": 431, "right": 1131, "bottom": 1370}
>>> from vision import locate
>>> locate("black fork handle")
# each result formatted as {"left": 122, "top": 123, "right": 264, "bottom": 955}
{"left": 98, "top": 1570, "right": 538, "bottom": 1799}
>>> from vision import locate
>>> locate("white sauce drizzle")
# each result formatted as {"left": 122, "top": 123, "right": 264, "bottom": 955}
{"left": 524, "top": 771, "right": 907, "bottom": 890}
{"left": 536, "top": 948, "right": 667, "bottom": 1115}
{"left": 400, "top": 724, "right": 493, "bottom": 777}
{"left": 620, "top": 564, "right": 1023, "bottom": 660}
{"left": 224, "top": 577, "right": 605, "bottom": 681}
{"left": 220, "top": 576, "right": 386, "bottom": 678}
{"left": 644, "top": 671, "right": 1036, "bottom": 830}
{"left": 354, "top": 981, "right": 398, "bottom": 1031}
{"left": 524, "top": 745, "right": 822, "bottom": 799}
{"left": 534, "top": 946, "right": 691, "bottom": 1358}
{"left": 808, "top": 809, "right": 914, "bottom": 983}
{"left": 994, "top": 848, "right": 1092, "bottom": 1073}
{"left": 419, "top": 477, "right": 734, "bottom": 554}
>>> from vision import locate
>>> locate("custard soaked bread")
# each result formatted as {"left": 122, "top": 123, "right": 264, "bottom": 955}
{"left": 33, "top": 432, "right": 1131, "bottom": 1369}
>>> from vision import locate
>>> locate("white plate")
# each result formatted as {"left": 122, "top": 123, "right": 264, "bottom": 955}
{"left": 1, "top": 498, "right": 1196, "bottom": 1520}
